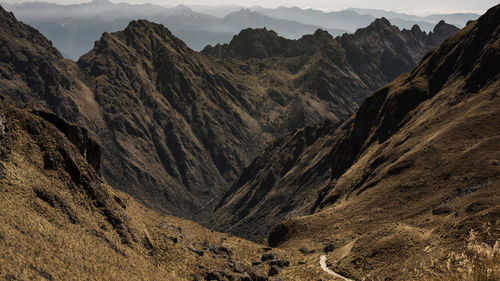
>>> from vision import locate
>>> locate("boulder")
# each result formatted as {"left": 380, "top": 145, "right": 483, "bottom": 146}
{"left": 269, "top": 260, "right": 289, "bottom": 268}
{"left": 268, "top": 265, "right": 281, "bottom": 276}
{"left": 268, "top": 224, "right": 289, "bottom": 247}
{"left": 261, "top": 253, "right": 278, "bottom": 262}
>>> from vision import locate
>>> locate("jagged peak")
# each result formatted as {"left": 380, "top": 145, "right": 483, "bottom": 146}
{"left": 348, "top": 17, "right": 397, "bottom": 37}
{"left": 477, "top": 3, "right": 500, "bottom": 28}
{"left": 121, "top": 19, "right": 184, "bottom": 47}
{"left": 224, "top": 27, "right": 286, "bottom": 50}
{"left": 125, "top": 18, "right": 167, "bottom": 31}
{"left": 226, "top": 8, "right": 260, "bottom": 18}
{"left": 234, "top": 27, "right": 280, "bottom": 38}
{"left": 84, "top": 18, "right": 189, "bottom": 62}
{"left": 171, "top": 4, "right": 193, "bottom": 13}
{"left": 410, "top": 24, "right": 422, "bottom": 33}
{"left": 432, "top": 20, "right": 458, "bottom": 35}
{"left": 370, "top": 17, "right": 393, "bottom": 28}
{"left": 0, "top": 4, "right": 17, "bottom": 22}
{"left": 312, "top": 29, "right": 333, "bottom": 39}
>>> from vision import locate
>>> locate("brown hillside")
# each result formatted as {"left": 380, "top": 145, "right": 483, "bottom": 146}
{"left": 214, "top": 5, "right": 500, "bottom": 280}
{"left": 0, "top": 104, "right": 342, "bottom": 281}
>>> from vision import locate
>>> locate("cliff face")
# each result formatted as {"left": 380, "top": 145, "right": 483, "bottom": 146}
{"left": 0, "top": 4, "right": 459, "bottom": 222}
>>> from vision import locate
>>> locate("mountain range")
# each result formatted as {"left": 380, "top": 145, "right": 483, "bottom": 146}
{"left": 2, "top": 0, "right": 479, "bottom": 60}
{"left": 0, "top": 2, "right": 498, "bottom": 280}
{"left": 0, "top": 3, "right": 459, "bottom": 223}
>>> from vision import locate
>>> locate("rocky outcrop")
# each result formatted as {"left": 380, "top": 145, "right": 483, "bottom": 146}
{"left": 202, "top": 28, "right": 291, "bottom": 58}
{"left": 32, "top": 109, "right": 101, "bottom": 173}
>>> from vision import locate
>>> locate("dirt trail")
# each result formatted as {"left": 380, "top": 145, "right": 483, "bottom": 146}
{"left": 319, "top": 255, "right": 355, "bottom": 281}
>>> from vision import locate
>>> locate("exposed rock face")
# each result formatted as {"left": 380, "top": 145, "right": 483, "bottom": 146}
{"left": 202, "top": 28, "right": 335, "bottom": 59}
{"left": 0, "top": 5, "right": 460, "bottom": 222}
{"left": 214, "top": 4, "right": 500, "bottom": 279}
{"left": 202, "top": 28, "right": 292, "bottom": 59}
{"left": 268, "top": 224, "right": 290, "bottom": 248}
{"left": 32, "top": 109, "right": 101, "bottom": 172}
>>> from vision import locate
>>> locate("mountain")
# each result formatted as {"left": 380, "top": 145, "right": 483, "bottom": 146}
{"left": 189, "top": 4, "right": 245, "bottom": 18}
{"left": 214, "top": 4, "right": 500, "bottom": 279}
{"left": 251, "top": 6, "right": 479, "bottom": 32}
{"left": 1, "top": 1, "right": 474, "bottom": 60}
{"left": 348, "top": 7, "right": 480, "bottom": 27}
{"left": 0, "top": 6, "right": 96, "bottom": 125}
{"left": 217, "top": 9, "right": 346, "bottom": 39}
{"left": 201, "top": 28, "right": 334, "bottom": 58}
{"left": 2, "top": 2, "right": 341, "bottom": 60}
{"left": 203, "top": 19, "right": 457, "bottom": 61}
{"left": 208, "top": 20, "right": 460, "bottom": 240}
{"left": 251, "top": 6, "right": 375, "bottom": 32}
{"left": 0, "top": 4, "right": 458, "bottom": 224}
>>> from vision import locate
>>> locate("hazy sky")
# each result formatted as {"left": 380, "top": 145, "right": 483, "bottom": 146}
{"left": 3, "top": 0, "right": 498, "bottom": 15}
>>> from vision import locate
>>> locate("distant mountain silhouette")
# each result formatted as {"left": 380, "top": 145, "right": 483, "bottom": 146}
{"left": 3, "top": 2, "right": 342, "bottom": 60}
{"left": 348, "top": 7, "right": 479, "bottom": 27}
{"left": 250, "top": 6, "right": 478, "bottom": 32}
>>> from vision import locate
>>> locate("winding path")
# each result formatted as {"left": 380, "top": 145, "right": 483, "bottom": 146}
{"left": 319, "top": 255, "right": 355, "bottom": 281}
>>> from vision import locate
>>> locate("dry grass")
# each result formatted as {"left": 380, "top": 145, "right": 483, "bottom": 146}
{"left": 0, "top": 106, "right": 336, "bottom": 280}
{"left": 414, "top": 228, "right": 500, "bottom": 281}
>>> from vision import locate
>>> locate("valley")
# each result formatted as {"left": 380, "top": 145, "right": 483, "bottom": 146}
{"left": 0, "top": 2, "right": 498, "bottom": 280}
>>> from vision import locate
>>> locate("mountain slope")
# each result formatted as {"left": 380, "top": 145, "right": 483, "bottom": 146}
{"left": 213, "top": 7, "right": 500, "bottom": 270}
{"left": 77, "top": 20, "right": 272, "bottom": 218}
{"left": 1, "top": 104, "right": 331, "bottom": 281}
{"left": 76, "top": 18, "right": 457, "bottom": 220}
{"left": 0, "top": 7, "right": 98, "bottom": 125}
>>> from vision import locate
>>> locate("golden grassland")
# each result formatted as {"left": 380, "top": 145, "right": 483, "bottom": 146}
{"left": 0, "top": 106, "right": 337, "bottom": 280}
